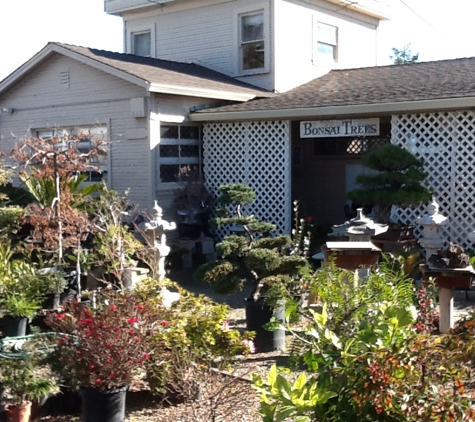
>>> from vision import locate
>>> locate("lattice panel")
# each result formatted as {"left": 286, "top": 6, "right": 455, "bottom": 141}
{"left": 391, "top": 111, "right": 475, "bottom": 249}
{"left": 203, "top": 121, "right": 291, "bottom": 238}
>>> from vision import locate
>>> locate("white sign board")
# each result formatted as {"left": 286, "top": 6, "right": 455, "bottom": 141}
{"left": 300, "top": 118, "right": 380, "bottom": 138}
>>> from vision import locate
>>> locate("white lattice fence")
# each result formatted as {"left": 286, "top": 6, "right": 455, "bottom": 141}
{"left": 203, "top": 121, "right": 291, "bottom": 237}
{"left": 392, "top": 111, "right": 475, "bottom": 249}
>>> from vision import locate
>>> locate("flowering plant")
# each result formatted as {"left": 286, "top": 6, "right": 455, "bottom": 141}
{"left": 46, "top": 290, "right": 166, "bottom": 391}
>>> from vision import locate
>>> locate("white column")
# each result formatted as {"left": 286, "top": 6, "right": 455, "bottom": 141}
{"left": 438, "top": 287, "right": 454, "bottom": 334}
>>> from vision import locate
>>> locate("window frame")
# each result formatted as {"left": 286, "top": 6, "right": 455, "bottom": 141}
{"left": 35, "top": 126, "right": 109, "bottom": 184}
{"left": 313, "top": 21, "right": 338, "bottom": 65}
{"left": 131, "top": 30, "right": 152, "bottom": 57}
{"left": 158, "top": 124, "right": 203, "bottom": 185}
{"left": 235, "top": 5, "right": 270, "bottom": 76}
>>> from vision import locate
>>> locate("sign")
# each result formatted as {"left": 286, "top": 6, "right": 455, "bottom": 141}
{"left": 300, "top": 118, "right": 380, "bottom": 138}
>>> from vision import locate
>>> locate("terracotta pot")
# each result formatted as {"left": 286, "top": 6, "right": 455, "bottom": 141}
{"left": 5, "top": 401, "right": 31, "bottom": 422}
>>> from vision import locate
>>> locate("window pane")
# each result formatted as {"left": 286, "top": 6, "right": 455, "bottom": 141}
{"left": 180, "top": 126, "right": 200, "bottom": 140}
{"left": 242, "top": 42, "right": 265, "bottom": 70}
{"left": 133, "top": 32, "right": 151, "bottom": 57}
{"left": 317, "top": 23, "right": 337, "bottom": 45}
{"left": 180, "top": 145, "right": 200, "bottom": 157}
{"left": 160, "top": 125, "right": 179, "bottom": 139}
{"left": 160, "top": 164, "right": 180, "bottom": 183}
{"left": 241, "top": 13, "right": 264, "bottom": 42}
{"left": 317, "top": 42, "right": 334, "bottom": 59}
{"left": 160, "top": 145, "right": 179, "bottom": 157}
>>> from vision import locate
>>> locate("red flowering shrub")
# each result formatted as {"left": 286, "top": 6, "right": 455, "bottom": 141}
{"left": 46, "top": 290, "right": 169, "bottom": 391}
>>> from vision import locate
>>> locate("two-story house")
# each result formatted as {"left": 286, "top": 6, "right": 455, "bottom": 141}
{"left": 3, "top": 0, "right": 475, "bottom": 248}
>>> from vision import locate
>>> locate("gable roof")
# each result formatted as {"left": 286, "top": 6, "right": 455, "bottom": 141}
{"left": 191, "top": 57, "right": 475, "bottom": 121}
{"left": 0, "top": 42, "right": 273, "bottom": 102}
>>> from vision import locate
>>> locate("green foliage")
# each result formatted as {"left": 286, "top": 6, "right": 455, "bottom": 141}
{"left": 195, "top": 184, "right": 309, "bottom": 303}
{"left": 391, "top": 44, "right": 419, "bottom": 64}
{"left": 347, "top": 144, "right": 432, "bottom": 223}
{"left": 135, "top": 277, "right": 252, "bottom": 396}
{"left": 0, "top": 356, "right": 57, "bottom": 406}
{"left": 252, "top": 364, "right": 337, "bottom": 422}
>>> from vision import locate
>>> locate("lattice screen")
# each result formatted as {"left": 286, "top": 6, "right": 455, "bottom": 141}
{"left": 203, "top": 121, "right": 291, "bottom": 237}
{"left": 392, "top": 111, "right": 475, "bottom": 249}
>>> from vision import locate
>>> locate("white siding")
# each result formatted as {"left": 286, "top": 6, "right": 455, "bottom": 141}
{"left": 0, "top": 54, "right": 152, "bottom": 210}
{"left": 124, "top": 0, "right": 276, "bottom": 91}
{"left": 274, "top": 0, "right": 379, "bottom": 93}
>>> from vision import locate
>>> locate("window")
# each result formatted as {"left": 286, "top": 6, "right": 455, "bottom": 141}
{"left": 132, "top": 31, "right": 151, "bottom": 57}
{"left": 36, "top": 126, "right": 108, "bottom": 182}
{"left": 314, "top": 22, "right": 337, "bottom": 64}
{"left": 159, "top": 125, "right": 202, "bottom": 183}
{"left": 239, "top": 11, "right": 265, "bottom": 72}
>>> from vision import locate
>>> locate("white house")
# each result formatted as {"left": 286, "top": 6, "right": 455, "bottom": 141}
{"left": 2, "top": 0, "right": 475, "bottom": 248}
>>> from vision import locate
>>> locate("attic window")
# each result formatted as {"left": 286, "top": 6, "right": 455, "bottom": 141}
{"left": 132, "top": 31, "right": 151, "bottom": 57}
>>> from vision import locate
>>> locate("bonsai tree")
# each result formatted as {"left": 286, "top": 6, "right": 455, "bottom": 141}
{"left": 0, "top": 356, "right": 57, "bottom": 419}
{"left": 347, "top": 143, "right": 432, "bottom": 224}
{"left": 195, "top": 184, "right": 308, "bottom": 304}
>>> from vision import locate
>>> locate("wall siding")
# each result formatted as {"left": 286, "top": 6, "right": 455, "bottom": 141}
{"left": 0, "top": 54, "right": 152, "bottom": 210}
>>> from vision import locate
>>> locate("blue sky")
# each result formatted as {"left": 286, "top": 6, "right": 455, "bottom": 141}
{"left": 1, "top": 0, "right": 475, "bottom": 81}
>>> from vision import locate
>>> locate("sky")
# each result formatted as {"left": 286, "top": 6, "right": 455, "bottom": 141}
{"left": 1, "top": 0, "right": 475, "bottom": 81}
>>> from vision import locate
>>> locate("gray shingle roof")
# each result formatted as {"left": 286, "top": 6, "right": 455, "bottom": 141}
{"left": 54, "top": 43, "right": 273, "bottom": 98}
{"left": 194, "top": 57, "right": 475, "bottom": 114}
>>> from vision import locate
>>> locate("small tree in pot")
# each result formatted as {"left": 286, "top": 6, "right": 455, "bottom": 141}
{"left": 194, "top": 184, "right": 308, "bottom": 352}
{"left": 347, "top": 143, "right": 432, "bottom": 225}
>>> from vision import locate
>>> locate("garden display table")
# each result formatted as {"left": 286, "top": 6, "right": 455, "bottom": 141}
{"left": 419, "top": 264, "right": 475, "bottom": 333}
{"left": 324, "top": 241, "right": 381, "bottom": 271}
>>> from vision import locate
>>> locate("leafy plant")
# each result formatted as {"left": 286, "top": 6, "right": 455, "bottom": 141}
{"left": 347, "top": 144, "right": 432, "bottom": 223}
{"left": 195, "top": 184, "right": 308, "bottom": 304}
{"left": 0, "top": 356, "right": 57, "bottom": 407}
{"left": 46, "top": 290, "right": 159, "bottom": 391}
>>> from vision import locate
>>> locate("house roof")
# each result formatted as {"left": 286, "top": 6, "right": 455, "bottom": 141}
{"left": 191, "top": 57, "right": 475, "bottom": 121}
{"left": 0, "top": 42, "right": 273, "bottom": 102}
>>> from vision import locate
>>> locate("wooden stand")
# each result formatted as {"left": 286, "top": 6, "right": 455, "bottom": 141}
{"left": 419, "top": 264, "right": 475, "bottom": 333}
{"left": 324, "top": 241, "right": 381, "bottom": 271}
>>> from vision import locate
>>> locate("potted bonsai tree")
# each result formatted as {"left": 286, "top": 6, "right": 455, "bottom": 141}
{"left": 347, "top": 143, "right": 432, "bottom": 243}
{"left": 174, "top": 166, "right": 214, "bottom": 239}
{"left": 0, "top": 356, "right": 57, "bottom": 422}
{"left": 194, "top": 184, "right": 308, "bottom": 352}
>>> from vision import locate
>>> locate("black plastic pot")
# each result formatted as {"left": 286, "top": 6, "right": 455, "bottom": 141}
{"left": 2, "top": 316, "right": 28, "bottom": 338}
{"left": 245, "top": 298, "right": 285, "bottom": 353}
{"left": 44, "top": 386, "right": 81, "bottom": 416}
{"left": 80, "top": 385, "right": 128, "bottom": 422}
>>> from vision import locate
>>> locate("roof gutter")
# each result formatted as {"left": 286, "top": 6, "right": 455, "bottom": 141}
{"left": 190, "top": 97, "right": 475, "bottom": 122}
{"left": 148, "top": 83, "right": 258, "bottom": 101}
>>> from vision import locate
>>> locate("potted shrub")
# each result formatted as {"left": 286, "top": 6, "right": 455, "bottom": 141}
{"left": 45, "top": 290, "right": 159, "bottom": 422}
{"left": 0, "top": 356, "right": 57, "bottom": 422}
{"left": 347, "top": 143, "right": 432, "bottom": 232}
{"left": 174, "top": 166, "right": 214, "bottom": 239}
{"left": 194, "top": 184, "right": 308, "bottom": 352}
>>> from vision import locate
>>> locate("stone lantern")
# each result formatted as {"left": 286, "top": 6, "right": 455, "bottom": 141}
{"left": 139, "top": 200, "right": 177, "bottom": 279}
{"left": 330, "top": 208, "right": 388, "bottom": 242}
{"left": 416, "top": 198, "right": 448, "bottom": 259}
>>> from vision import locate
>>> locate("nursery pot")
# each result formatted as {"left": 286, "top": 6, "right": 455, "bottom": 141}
{"left": 2, "top": 316, "right": 28, "bottom": 338}
{"left": 80, "top": 385, "right": 128, "bottom": 422}
{"left": 245, "top": 298, "right": 285, "bottom": 353}
{"left": 5, "top": 401, "right": 31, "bottom": 422}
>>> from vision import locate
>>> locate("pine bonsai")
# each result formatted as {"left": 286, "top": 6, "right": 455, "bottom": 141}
{"left": 347, "top": 144, "right": 432, "bottom": 224}
{"left": 195, "top": 184, "right": 308, "bottom": 303}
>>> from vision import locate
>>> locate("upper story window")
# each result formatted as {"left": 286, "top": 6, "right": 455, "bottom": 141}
{"left": 132, "top": 31, "right": 151, "bottom": 57}
{"left": 314, "top": 22, "right": 338, "bottom": 64}
{"left": 239, "top": 11, "right": 265, "bottom": 73}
